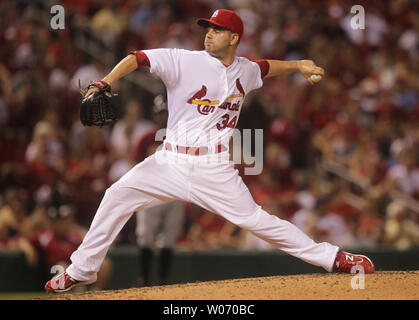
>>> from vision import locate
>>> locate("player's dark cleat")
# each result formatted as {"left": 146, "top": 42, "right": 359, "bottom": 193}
{"left": 45, "top": 272, "right": 95, "bottom": 293}
{"left": 333, "top": 250, "right": 375, "bottom": 274}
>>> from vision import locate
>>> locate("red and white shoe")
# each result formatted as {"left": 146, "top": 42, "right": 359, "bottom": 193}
{"left": 45, "top": 272, "right": 95, "bottom": 293}
{"left": 333, "top": 250, "right": 375, "bottom": 274}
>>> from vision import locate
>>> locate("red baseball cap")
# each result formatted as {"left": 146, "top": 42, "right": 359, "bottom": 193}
{"left": 197, "top": 9, "right": 244, "bottom": 38}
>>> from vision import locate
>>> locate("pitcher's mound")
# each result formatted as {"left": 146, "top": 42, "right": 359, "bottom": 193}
{"left": 42, "top": 270, "right": 418, "bottom": 300}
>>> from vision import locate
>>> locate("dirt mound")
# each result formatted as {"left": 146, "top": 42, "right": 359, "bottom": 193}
{"left": 40, "top": 270, "right": 418, "bottom": 300}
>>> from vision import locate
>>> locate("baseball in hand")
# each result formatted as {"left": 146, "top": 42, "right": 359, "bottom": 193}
{"left": 310, "top": 74, "right": 322, "bottom": 82}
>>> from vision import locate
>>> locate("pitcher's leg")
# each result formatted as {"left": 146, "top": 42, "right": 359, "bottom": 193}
{"left": 238, "top": 206, "right": 339, "bottom": 271}
{"left": 67, "top": 153, "right": 188, "bottom": 282}
{"left": 191, "top": 162, "right": 339, "bottom": 272}
{"left": 67, "top": 184, "right": 163, "bottom": 282}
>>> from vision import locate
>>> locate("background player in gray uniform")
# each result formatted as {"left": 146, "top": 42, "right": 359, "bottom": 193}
{"left": 134, "top": 96, "right": 185, "bottom": 286}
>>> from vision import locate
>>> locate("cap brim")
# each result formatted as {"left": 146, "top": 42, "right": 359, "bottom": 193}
{"left": 196, "top": 18, "right": 229, "bottom": 31}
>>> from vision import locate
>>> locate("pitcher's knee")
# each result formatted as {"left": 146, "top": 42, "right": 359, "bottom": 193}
{"left": 104, "top": 183, "right": 136, "bottom": 202}
{"left": 233, "top": 208, "right": 263, "bottom": 230}
{"left": 234, "top": 207, "right": 283, "bottom": 231}
{"left": 105, "top": 181, "right": 124, "bottom": 194}
{"left": 101, "top": 185, "right": 119, "bottom": 204}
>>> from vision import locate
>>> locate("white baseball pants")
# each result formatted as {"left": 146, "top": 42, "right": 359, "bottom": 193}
{"left": 66, "top": 149, "right": 339, "bottom": 282}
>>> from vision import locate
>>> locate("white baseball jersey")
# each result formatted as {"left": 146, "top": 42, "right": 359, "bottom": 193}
{"left": 142, "top": 49, "right": 263, "bottom": 147}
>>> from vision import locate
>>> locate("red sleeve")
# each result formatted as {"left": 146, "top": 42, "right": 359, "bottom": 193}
{"left": 255, "top": 59, "right": 269, "bottom": 78}
{"left": 128, "top": 50, "right": 150, "bottom": 68}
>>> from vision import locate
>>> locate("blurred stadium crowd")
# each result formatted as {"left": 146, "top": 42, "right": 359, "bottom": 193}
{"left": 1, "top": 0, "right": 419, "bottom": 273}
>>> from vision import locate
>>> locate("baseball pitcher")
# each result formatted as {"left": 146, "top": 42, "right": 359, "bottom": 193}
{"left": 46, "top": 9, "right": 374, "bottom": 292}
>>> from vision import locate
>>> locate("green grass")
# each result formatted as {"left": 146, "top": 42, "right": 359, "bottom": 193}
{"left": 0, "top": 292, "right": 50, "bottom": 300}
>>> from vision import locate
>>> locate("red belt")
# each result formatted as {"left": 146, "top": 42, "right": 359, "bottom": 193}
{"left": 165, "top": 142, "right": 227, "bottom": 156}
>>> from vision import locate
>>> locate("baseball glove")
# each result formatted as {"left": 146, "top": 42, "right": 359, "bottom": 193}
{"left": 79, "top": 80, "right": 120, "bottom": 127}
